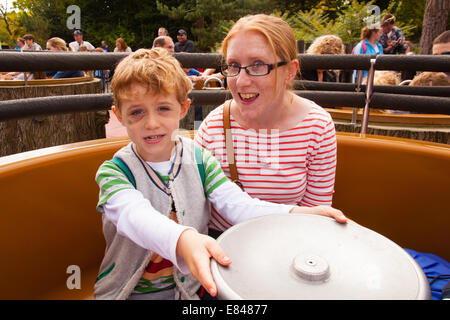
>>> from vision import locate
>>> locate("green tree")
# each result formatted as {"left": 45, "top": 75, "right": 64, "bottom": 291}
{"left": 286, "top": 0, "right": 416, "bottom": 44}
{"left": 156, "top": 0, "right": 276, "bottom": 52}
{"left": 1, "top": 5, "right": 25, "bottom": 48}
{"left": 13, "top": 0, "right": 72, "bottom": 47}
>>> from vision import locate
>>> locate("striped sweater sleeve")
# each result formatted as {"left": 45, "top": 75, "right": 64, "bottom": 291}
{"left": 95, "top": 160, "right": 135, "bottom": 211}
{"left": 300, "top": 119, "right": 336, "bottom": 207}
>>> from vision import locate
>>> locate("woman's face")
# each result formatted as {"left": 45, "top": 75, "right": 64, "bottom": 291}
{"left": 116, "top": 41, "right": 121, "bottom": 49}
{"left": 375, "top": 28, "right": 383, "bottom": 41}
{"left": 225, "top": 30, "right": 293, "bottom": 122}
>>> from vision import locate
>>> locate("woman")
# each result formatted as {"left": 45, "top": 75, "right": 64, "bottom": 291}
{"left": 114, "top": 38, "right": 132, "bottom": 53}
{"left": 351, "top": 24, "right": 383, "bottom": 82}
{"left": 46, "top": 37, "right": 85, "bottom": 79}
{"left": 195, "top": 14, "right": 345, "bottom": 237}
{"left": 302, "top": 34, "right": 345, "bottom": 82}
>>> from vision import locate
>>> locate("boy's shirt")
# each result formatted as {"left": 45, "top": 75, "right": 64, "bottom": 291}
{"left": 96, "top": 146, "right": 230, "bottom": 294}
{"left": 96, "top": 142, "right": 294, "bottom": 297}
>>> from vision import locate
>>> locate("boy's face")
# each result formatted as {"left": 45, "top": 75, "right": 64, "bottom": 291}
{"left": 115, "top": 83, "right": 190, "bottom": 162}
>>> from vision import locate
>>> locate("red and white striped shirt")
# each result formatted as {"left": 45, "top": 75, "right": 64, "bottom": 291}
{"left": 194, "top": 99, "right": 337, "bottom": 232}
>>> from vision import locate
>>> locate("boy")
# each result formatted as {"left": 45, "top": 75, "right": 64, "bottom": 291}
{"left": 94, "top": 48, "right": 346, "bottom": 300}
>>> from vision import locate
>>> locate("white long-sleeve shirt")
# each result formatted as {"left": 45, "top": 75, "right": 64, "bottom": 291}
{"left": 97, "top": 148, "right": 294, "bottom": 274}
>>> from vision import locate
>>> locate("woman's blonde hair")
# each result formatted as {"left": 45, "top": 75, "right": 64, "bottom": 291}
{"left": 307, "top": 35, "right": 345, "bottom": 55}
{"left": 47, "top": 37, "right": 68, "bottom": 51}
{"left": 410, "top": 72, "right": 450, "bottom": 87}
{"left": 373, "top": 71, "right": 400, "bottom": 86}
{"left": 111, "top": 48, "right": 192, "bottom": 109}
{"left": 221, "top": 14, "right": 298, "bottom": 80}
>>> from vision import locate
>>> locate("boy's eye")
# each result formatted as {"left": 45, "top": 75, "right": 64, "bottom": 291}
{"left": 159, "top": 106, "right": 170, "bottom": 112}
{"left": 130, "top": 109, "right": 143, "bottom": 116}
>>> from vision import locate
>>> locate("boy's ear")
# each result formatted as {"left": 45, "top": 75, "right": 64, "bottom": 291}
{"left": 112, "top": 106, "right": 123, "bottom": 123}
{"left": 179, "top": 98, "right": 191, "bottom": 120}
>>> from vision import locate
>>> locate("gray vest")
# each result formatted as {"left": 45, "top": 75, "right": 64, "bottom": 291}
{"left": 94, "top": 137, "right": 209, "bottom": 300}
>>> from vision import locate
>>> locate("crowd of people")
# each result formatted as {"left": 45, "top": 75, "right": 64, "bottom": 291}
{"left": 2, "top": 13, "right": 448, "bottom": 88}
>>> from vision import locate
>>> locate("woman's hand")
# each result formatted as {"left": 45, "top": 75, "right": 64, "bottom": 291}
{"left": 289, "top": 205, "right": 348, "bottom": 223}
{"left": 176, "top": 229, "right": 231, "bottom": 297}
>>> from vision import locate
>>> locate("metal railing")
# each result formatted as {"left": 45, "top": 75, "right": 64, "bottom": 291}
{"left": 0, "top": 52, "right": 449, "bottom": 135}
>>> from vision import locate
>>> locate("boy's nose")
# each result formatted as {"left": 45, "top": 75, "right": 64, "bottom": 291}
{"left": 143, "top": 114, "right": 160, "bottom": 130}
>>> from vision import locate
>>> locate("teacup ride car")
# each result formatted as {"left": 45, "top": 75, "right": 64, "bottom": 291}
{"left": 0, "top": 129, "right": 449, "bottom": 299}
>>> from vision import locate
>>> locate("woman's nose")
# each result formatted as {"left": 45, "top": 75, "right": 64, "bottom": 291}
{"left": 235, "top": 68, "right": 252, "bottom": 87}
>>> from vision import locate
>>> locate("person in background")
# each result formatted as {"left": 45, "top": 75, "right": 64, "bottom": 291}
{"left": 158, "top": 27, "right": 169, "bottom": 37}
{"left": 370, "top": 70, "right": 401, "bottom": 114}
{"left": 302, "top": 34, "right": 345, "bottom": 82}
{"left": 114, "top": 37, "right": 132, "bottom": 53}
{"left": 45, "top": 37, "right": 85, "bottom": 79}
{"left": 69, "top": 30, "right": 95, "bottom": 52}
{"left": 153, "top": 36, "right": 175, "bottom": 52}
{"left": 154, "top": 35, "right": 203, "bottom": 82}
{"left": 22, "top": 34, "right": 42, "bottom": 51}
{"left": 174, "top": 29, "right": 195, "bottom": 53}
{"left": 380, "top": 14, "right": 407, "bottom": 55}
{"left": 432, "top": 30, "right": 450, "bottom": 55}
{"left": 15, "top": 38, "right": 25, "bottom": 50}
{"left": 351, "top": 23, "right": 383, "bottom": 82}
{"left": 94, "top": 47, "right": 109, "bottom": 91}
{"left": 409, "top": 72, "right": 450, "bottom": 87}
{"left": 101, "top": 40, "right": 110, "bottom": 52}
{"left": 432, "top": 30, "right": 450, "bottom": 78}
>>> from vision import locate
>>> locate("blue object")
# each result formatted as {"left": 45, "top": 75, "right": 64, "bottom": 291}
{"left": 187, "top": 68, "right": 200, "bottom": 76}
{"left": 52, "top": 70, "right": 84, "bottom": 79}
{"left": 404, "top": 248, "right": 450, "bottom": 300}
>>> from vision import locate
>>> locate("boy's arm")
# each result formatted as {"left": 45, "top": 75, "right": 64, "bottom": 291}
{"left": 96, "top": 161, "right": 193, "bottom": 274}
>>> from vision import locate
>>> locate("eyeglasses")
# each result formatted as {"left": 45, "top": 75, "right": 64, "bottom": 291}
{"left": 221, "top": 61, "right": 287, "bottom": 77}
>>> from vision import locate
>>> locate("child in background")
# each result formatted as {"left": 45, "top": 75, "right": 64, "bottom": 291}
{"left": 94, "top": 48, "right": 347, "bottom": 300}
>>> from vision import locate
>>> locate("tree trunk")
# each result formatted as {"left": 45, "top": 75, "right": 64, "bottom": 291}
{"left": 0, "top": 7, "right": 13, "bottom": 36}
{"left": 419, "top": 0, "right": 450, "bottom": 55}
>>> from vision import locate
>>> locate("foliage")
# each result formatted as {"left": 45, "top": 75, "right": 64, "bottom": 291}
{"left": 0, "top": 5, "right": 25, "bottom": 47}
{"left": 1, "top": 0, "right": 439, "bottom": 52}
{"left": 286, "top": 0, "right": 418, "bottom": 44}
{"left": 156, "top": 0, "right": 275, "bottom": 52}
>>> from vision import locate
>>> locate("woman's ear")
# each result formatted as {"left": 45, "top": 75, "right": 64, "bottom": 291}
{"left": 179, "top": 98, "right": 191, "bottom": 119}
{"left": 287, "top": 59, "right": 300, "bottom": 82}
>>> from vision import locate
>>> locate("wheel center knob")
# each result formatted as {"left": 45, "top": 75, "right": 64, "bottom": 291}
{"left": 293, "top": 253, "right": 330, "bottom": 281}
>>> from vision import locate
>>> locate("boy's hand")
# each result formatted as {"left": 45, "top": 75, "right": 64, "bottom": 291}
{"left": 176, "top": 229, "right": 231, "bottom": 297}
{"left": 289, "top": 205, "right": 348, "bottom": 223}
